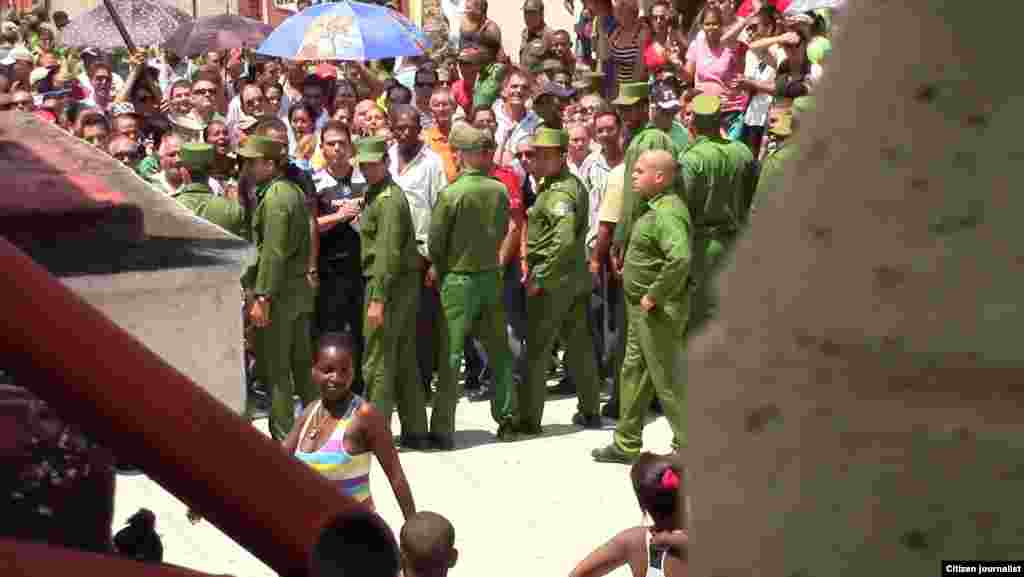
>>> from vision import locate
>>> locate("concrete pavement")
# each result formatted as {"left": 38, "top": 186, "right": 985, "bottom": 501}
{"left": 113, "top": 394, "right": 675, "bottom": 577}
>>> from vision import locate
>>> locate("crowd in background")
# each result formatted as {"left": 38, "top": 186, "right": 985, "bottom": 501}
{"left": 0, "top": 0, "right": 839, "bottom": 575}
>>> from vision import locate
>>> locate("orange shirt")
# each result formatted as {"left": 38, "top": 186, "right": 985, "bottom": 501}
{"left": 423, "top": 126, "right": 459, "bottom": 183}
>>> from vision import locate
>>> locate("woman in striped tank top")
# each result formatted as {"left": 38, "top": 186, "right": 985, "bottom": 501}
{"left": 283, "top": 332, "right": 416, "bottom": 520}
{"left": 608, "top": 0, "right": 650, "bottom": 97}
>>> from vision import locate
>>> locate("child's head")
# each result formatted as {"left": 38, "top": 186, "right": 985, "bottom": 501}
{"left": 631, "top": 452, "right": 684, "bottom": 528}
{"left": 313, "top": 332, "right": 356, "bottom": 402}
{"left": 400, "top": 511, "right": 457, "bottom": 577}
{"left": 631, "top": 149, "right": 677, "bottom": 199}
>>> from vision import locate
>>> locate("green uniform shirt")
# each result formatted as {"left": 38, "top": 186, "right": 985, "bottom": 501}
{"left": 612, "top": 124, "right": 682, "bottom": 252}
{"left": 429, "top": 169, "right": 510, "bottom": 276}
{"left": 242, "top": 176, "right": 315, "bottom": 316}
{"left": 752, "top": 142, "right": 797, "bottom": 214}
{"left": 681, "top": 135, "right": 754, "bottom": 236}
{"left": 360, "top": 177, "right": 421, "bottom": 304}
{"left": 526, "top": 167, "right": 589, "bottom": 294}
{"left": 136, "top": 155, "right": 160, "bottom": 183}
{"left": 623, "top": 190, "right": 692, "bottom": 313}
{"left": 173, "top": 182, "right": 245, "bottom": 238}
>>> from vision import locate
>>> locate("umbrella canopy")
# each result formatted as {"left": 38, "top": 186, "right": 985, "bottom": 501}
{"left": 257, "top": 1, "right": 431, "bottom": 61}
{"left": 783, "top": 0, "right": 846, "bottom": 14}
{"left": 61, "top": 0, "right": 191, "bottom": 50}
{"left": 164, "top": 15, "right": 274, "bottom": 57}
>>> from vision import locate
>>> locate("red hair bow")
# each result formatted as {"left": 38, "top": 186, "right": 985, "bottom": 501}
{"left": 660, "top": 468, "right": 680, "bottom": 490}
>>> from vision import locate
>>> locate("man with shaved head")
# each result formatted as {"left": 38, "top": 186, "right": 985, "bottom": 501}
{"left": 592, "top": 148, "right": 690, "bottom": 464}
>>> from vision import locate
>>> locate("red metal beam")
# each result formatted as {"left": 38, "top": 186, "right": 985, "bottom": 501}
{"left": 0, "top": 237, "right": 398, "bottom": 577}
{"left": 0, "top": 539, "right": 225, "bottom": 577}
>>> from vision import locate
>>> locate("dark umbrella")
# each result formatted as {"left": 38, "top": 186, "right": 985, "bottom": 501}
{"left": 61, "top": 0, "right": 190, "bottom": 50}
{"left": 164, "top": 15, "right": 275, "bottom": 57}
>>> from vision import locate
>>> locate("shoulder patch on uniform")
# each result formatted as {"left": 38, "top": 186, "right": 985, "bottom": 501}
{"left": 552, "top": 200, "right": 573, "bottom": 217}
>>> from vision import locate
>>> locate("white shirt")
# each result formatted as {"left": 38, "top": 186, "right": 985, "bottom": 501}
{"left": 388, "top": 144, "right": 449, "bottom": 258}
{"left": 492, "top": 98, "right": 542, "bottom": 188}
{"left": 579, "top": 150, "right": 619, "bottom": 249}
{"left": 742, "top": 47, "right": 782, "bottom": 127}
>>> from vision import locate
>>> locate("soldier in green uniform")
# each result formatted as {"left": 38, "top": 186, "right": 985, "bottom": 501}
{"left": 754, "top": 96, "right": 813, "bottom": 212}
{"left": 238, "top": 136, "right": 317, "bottom": 441}
{"left": 605, "top": 81, "right": 680, "bottom": 419}
{"left": 680, "top": 94, "right": 756, "bottom": 336}
{"left": 522, "top": 127, "right": 602, "bottom": 436}
{"left": 592, "top": 150, "right": 690, "bottom": 463}
{"left": 429, "top": 123, "right": 516, "bottom": 446}
{"left": 172, "top": 143, "right": 246, "bottom": 238}
{"left": 356, "top": 136, "right": 430, "bottom": 448}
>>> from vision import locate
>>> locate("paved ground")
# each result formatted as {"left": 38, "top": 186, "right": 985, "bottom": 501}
{"left": 114, "top": 392, "right": 675, "bottom": 577}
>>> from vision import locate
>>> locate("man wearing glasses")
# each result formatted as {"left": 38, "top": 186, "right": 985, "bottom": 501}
{"left": 412, "top": 66, "right": 437, "bottom": 130}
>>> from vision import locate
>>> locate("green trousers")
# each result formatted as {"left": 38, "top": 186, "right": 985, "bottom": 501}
{"left": 523, "top": 288, "right": 601, "bottom": 430}
{"left": 363, "top": 273, "right": 428, "bottom": 436}
{"left": 422, "top": 285, "right": 458, "bottom": 436}
{"left": 256, "top": 311, "right": 315, "bottom": 441}
{"left": 613, "top": 302, "right": 688, "bottom": 455}
{"left": 440, "top": 270, "right": 516, "bottom": 429}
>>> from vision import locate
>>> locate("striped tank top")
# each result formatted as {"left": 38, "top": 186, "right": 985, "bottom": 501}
{"left": 610, "top": 24, "right": 644, "bottom": 85}
{"left": 295, "top": 396, "right": 372, "bottom": 503}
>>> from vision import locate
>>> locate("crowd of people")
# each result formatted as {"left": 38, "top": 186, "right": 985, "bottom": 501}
{"left": 0, "top": 0, "right": 839, "bottom": 574}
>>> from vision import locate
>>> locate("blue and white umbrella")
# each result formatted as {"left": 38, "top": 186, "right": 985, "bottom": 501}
{"left": 256, "top": 1, "right": 431, "bottom": 61}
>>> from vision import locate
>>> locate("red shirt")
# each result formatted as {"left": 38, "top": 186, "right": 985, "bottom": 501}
{"left": 452, "top": 78, "right": 473, "bottom": 116}
{"left": 491, "top": 165, "right": 523, "bottom": 221}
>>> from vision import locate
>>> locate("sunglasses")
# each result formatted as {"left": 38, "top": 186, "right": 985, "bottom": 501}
{"left": 193, "top": 88, "right": 217, "bottom": 96}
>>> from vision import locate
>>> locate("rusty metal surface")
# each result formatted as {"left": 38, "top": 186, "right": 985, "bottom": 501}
{"left": 0, "top": 539, "right": 227, "bottom": 577}
{"left": 0, "top": 237, "right": 398, "bottom": 577}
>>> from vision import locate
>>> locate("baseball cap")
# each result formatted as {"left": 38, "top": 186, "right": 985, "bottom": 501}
{"left": 537, "top": 81, "right": 575, "bottom": 100}
{"left": 653, "top": 82, "right": 681, "bottom": 110}
{"left": 110, "top": 101, "right": 141, "bottom": 118}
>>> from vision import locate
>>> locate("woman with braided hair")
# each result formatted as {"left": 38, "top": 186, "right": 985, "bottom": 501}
{"left": 570, "top": 453, "right": 688, "bottom": 577}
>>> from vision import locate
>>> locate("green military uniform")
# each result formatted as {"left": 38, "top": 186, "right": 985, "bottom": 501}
{"left": 609, "top": 82, "right": 682, "bottom": 405}
{"left": 752, "top": 96, "right": 813, "bottom": 214}
{"left": 171, "top": 144, "right": 246, "bottom": 238}
{"left": 597, "top": 187, "right": 691, "bottom": 461}
{"left": 357, "top": 137, "right": 428, "bottom": 437}
{"left": 519, "top": 0, "right": 552, "bottom": 67}
{"left": 523, "top": 128, "right": 601, "bottom": 432}
{"left": 611, "top": 83, "right": 684, "bottom": 255}
{"left": 239, "top": 137, "right": 317, "bottom": 441}
{"left": 681, "top": 95, "right": 757, "bottom": 335}
{"left": 429, "top": 124, "right": 516, "bottom": 435}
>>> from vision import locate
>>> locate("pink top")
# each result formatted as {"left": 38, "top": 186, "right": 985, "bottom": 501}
{"left": 686, "top": 30, "right": 749, "bottom": 113}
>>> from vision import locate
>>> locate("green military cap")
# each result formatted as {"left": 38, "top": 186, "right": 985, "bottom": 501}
{"left": 768, "top": 112, "right": 793, "bottom": 137}
{"left": 180, "top": 143, "right": 215, "bottom": 171}
{"left": 531, "top": 127, "right": 568, "bottom": 148}
{"left": 237, "top": 135, "right": 287, "bottom": 160}
{"left": 793, "top": 96, "right": 816, "bottom": 116}
{"left": 354, "top": 136, "right": 388, "bottom": 163}
{"left": 523, "top": 0, "right": 543, "bottom": 11}
{"left": 450, "top": 122, "right": 494, "bottom": 151}
{"left": 692, "top": 93, "right": 722, "bottom": 116}
{"left": 611, "top": 82, "right": 649, "bottom": 106}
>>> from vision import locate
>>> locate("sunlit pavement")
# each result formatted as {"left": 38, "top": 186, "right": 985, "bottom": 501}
{"left": 114, "top": 390, "right": 675, "bottom": 577}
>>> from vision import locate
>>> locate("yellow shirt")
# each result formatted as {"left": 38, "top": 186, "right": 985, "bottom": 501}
{"left": 597, "top": 164, "right": 627, "bottom": 224}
